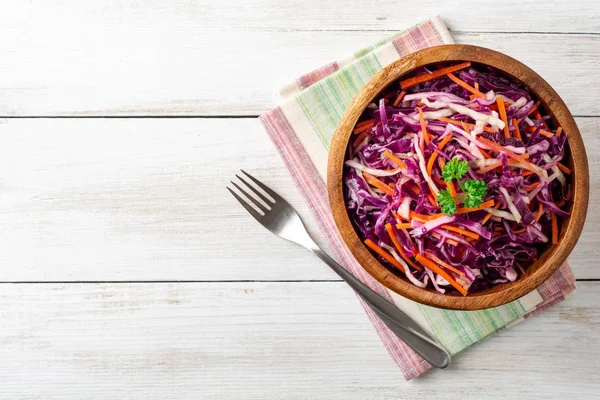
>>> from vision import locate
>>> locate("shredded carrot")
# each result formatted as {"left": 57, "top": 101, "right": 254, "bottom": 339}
{"left": 393, "top": 91, "right": 407, "bottom": 107}
{"left": 459, "top": 121, "right": 471, "bottom": 133}
{"left": 441, "top": 225, "right": 480, "bottom": 240}
{"left": 391, "top": 210, "right": 404, "bottom": 222}
{"left": 432, "top": 175, "right": 446, "bottom": 186}
{"left": 353, "top": 122, "right": 374, "bottom": 135}
{"left": 352, "top": 131, "right": 369, "bottom": 149}
{"left": 535, "top": 203, "right": 544, "bottom": 222}
{"left": 525, "top": 126, "right": 554, "bottom": 138}
{"left": 427, "top": 193, "right": 437, "bottom": 207}
{"left": 474, "top": 82, "right": 479, "bottom": 91}
{"left": 511, "top": 118, "right": 522, "bottom": 140}
{"left": 411, "top": 211, "right": 438, "bottom": 221}
{"left": 409, "top": 211, "right": 429, "bottom": 223}
{"left": 489, "top": 100, "right": 511, "bottom": 111}
{"left": 407, "top": 182, "right": 421, "bottom": 194}
{"left": 526, "top": 181, "right": 541, "bottom": 192}
{"left": 555, "top": 199, "right": 566, "bottom": 208}
{"left": 426, "top": 154, "right": 437, "bottom": 178}
{"left": 417, "top": 108, "right": 430, "bottom": 147}
{"left": 477, "top": 161, "right": 502, "bottom": 174}
{"left": 512, "top": 227, "right": 527, "bottom": 234}
{"left": 482, "top": 203, "right": 501, "bottom": 225}
{"left": 481, "top": 211, "right": 493, "bottom": 224}
{"left": 496, "top": 97, "right": 510, "bottom": 139}
{"left": 479, "top": 148, "right": 493, "bottom": 159}
{"left": 431, "top": 232, "right": 459, "bottom": 246}
{"left": 400, "top": 62, "right": 472, "bottom": 90}
{"left": 556, "top": 126, "right": 563, "bottom": 137}
{"left": 410, "top": 210, "right": 449, "bottom": 222}
{"left": 447, "top": 73, "right": 486, "bottom": 98}
{"left": 382, "top": 150, "right": 407, "bottom": 169}
{"left": 550, "top": 211, "right": 558, "bottom": 244}
{"left": 356, "top": 118, "right": 375, "bottom": 128}
{"left": 427, "top": 133, "right": 451, "bottom": 187}
{"left": 455, "top": 200, "right": 495, "bottom": 214}
{"left": 362, "top": 172, "right": 394, "bottom": 196}
{"left": 481, "top": 213, "right": 493, "bottom": 225}
{"left": 533, "top": 108, "right": 549, "bottom": 129}
{"left": 557, "top": 162, "right": 572, "bottom": 174}
{"left": 528, "top": 101, "right": 541, "bottom": 116}
{"left": 476, "top": 137, "right": 534, "bottom": 169}
{"left": 437, "top": 133, "right": 453, "bottom": 150}
{"left": 446, "top": 179, "right": 457, "bottom": 198}
{"left": 396, "top": 223, "right": 412, "bottom": 229}
{"left": 425, "top": 251, "right": 466, "bottom": 277}
{"left": 522, "top": 170, "right": 535, "bottom": 177}
{"left": 364, "top": 239, "right": 406, "bottom": 275}
{"left": 415, "top": 254, "right": 468, "bottom": 295}
{"left": 385, "top": 224, "right": 422, "bottom": 271}
{"left": 439, "top": 117, "right": 497, "bottom": 133}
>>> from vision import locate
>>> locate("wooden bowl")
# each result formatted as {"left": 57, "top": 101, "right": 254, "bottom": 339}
{"left": 328, "top": 45, "right": 589, "bottom": 310}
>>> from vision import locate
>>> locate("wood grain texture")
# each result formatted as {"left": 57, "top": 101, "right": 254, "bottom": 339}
{"left": 0, "top": 1, "right": 598, "bottom": 116}
{"left": 0, "top": 117, "right": 597, "bottom": 281}
{"left": 4, "top": 0, "right": 600, "bottom": 34}
{"left": 0, "top": 281, "right": 598, "bottom": 399}
{"left": 0, "top": 2, "right": 598, "bottom": 395}
{"left": 329, "top": 45, "right": 588, "bottom": 310}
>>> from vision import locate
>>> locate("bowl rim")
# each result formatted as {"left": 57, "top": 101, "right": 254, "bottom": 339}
{"left": 327, "top": 44, "right": 589, "bottom": 310}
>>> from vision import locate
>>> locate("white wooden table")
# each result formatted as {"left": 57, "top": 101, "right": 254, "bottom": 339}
{"left": 1, "top": 2, "right": 599, "bottom": 398}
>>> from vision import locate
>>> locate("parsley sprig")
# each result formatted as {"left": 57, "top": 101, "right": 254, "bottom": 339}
{"left": 437, "top": 158, "right": 488, "bottom": 215}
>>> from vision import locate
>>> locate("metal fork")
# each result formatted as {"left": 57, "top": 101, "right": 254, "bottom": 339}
{"left": 228, "top": 170, "right": 450, "bottom": 369}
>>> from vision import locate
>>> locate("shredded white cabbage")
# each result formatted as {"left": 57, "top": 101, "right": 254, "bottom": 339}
{"left": 381, "top": 243, "right": 428, "bottom": 288}
{"left": 358, "top": 171, "right": 381, "bottom": 199}
{"left": 345, "top": 159, "right": 402, "bottom": 177}
{"left": 483, "top": 207, "right": 518, "bottom": 221}
{"left": 499, "top": 187, "right": 522, "bottom": 223}
{"left": 398, "top": 196, "right": 412, "bottom": 220}
{"left": 511, "top": 97, "right": 528, "bottom": 109}
{"left": 412, "top": 135, "right": 440, "bottom": 195}
{"left": 423, "top": 109, "right": 454, "bottom": 119}
{"left": 543, "top": 154, "right": 566, "bottom": 187}
{"left": 422, "top": 98, "right": 506, "bottom": 130}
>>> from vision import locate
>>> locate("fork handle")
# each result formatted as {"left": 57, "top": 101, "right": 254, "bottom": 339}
{"left": 311, "top": 248, "right": 451, "bottom": 369}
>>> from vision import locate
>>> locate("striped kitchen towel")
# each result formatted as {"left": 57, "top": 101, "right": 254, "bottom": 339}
{"left": 259, "top": 16, "right": 576, "bottom": 380}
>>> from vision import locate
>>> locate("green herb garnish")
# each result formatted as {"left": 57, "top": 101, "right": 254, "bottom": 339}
{"left": 437, "top": 189, "right": 457, "bottom": 215}
{"left": 438, "top": 158, "right": 488, "bottom": 214}
{"left": 442, "top": 158, "right": 469, "bottom": 182}
{"left": 462, "top": 179, "right": 488, "bottom": 208}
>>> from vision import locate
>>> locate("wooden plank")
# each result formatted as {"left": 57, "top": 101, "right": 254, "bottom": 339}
{"left": 4, "top": 0, "right": 599, "bottom": 35}
{"left": 0, "top": 281, "right": 597, "bottom": 399}
{"left": 0, "top": 3, "right": 598, "bottom": 116}
{"left": 0, "top": 117, "right": 597, "bottom": 281}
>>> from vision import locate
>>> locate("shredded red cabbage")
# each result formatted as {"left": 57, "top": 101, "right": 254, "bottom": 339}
{"left": 344, "top": 62, "right": 571, "bottom": 295}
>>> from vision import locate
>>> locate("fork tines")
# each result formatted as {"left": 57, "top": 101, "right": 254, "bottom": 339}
{"left": 227, "top": 170, "right": 278, "bottom": 218}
